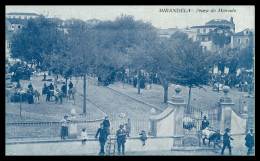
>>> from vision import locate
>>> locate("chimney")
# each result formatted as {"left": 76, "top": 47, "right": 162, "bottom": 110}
{"left": 230, "top": 17, "right": 234, "bottom": 24}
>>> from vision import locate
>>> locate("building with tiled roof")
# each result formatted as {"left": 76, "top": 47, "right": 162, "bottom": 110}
{"left": 231, "top": 28, "right": 254, "bottom": 48}
{"left": 205, "top": 17, "right": 235, "bottom": 32}
{"left": 187, "top": 17, "right": 235, "bottom": 52}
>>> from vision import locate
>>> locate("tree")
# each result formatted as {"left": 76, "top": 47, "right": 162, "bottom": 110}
{"left": 169, "top": 31, "right": 214, "bottom": 112}
{"left": 11, "top": 16, "right": 62, "bottom": 67}
{"left": 210, "top": 25, "right": 233, "bottom": 49}
{"left": 94, "top": 14, "right": 158, "bottom": 93}
{"left": 42, "top": 19, "right": 96, "bottom": 115}
{"left": 237, "top": 44, "right": 254, "bottom": 70}
{"left": 148, "top": 37, "right": 176, "bottom": 103}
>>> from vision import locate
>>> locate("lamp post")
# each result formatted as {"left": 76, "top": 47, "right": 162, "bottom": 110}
{"left": 19, "top": 92, "right": 22, "bottom": 118}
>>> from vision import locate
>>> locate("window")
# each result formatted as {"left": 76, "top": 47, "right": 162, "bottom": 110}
{"left": 202, "top": 37, "right": 205, "bottom": 41}
{"left": 19, "top": 16, "right": 21, "bottom": 19}
{"left": 208, "top": 37, "right": 211, "bottom": 41}
{"left": 203, "top": 29, "right": 206, "bottom": 33}
{"left": 246, "top": 39, "right": 249, "bottom": 44}
{"left": 238, "top": 38, "right": 241, "bottom": 44}
{"left": 209, "top": 29, "right": 212, "bottom": 32}
{"left": 18, "top": 25, "right": 20, "bottom": 29}
{"left": 197, "top": 29, "right": 200, "bottom": 33}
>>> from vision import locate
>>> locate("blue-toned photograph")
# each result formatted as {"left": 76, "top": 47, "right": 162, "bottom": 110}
{"left": 5, "top": 5, "right": 255, "bottom": 156}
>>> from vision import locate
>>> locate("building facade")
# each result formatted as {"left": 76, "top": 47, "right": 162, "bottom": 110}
{"left": 188, "top": 17, "right": 235, "bottom": 52}
{"left": 231, "top": 28, "right": 254, "bottom": 49}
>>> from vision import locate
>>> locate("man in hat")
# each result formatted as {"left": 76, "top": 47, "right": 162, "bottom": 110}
{"left": 95, "top": 123, "right": 108, "bottom": 155}
{"left": 116, "top": 124, "right": 127, "bottom": 155}
{"left": 103, "top": 116, "right": 110, "bottom": 135}
{"left": 201, "top": 116, "right": 209, "bottom": 130}
{"left": 221, "top": 128, "right": 234, "bottom": 155}
{"left": 245, "top": 129, "right": 254, "bottom": 155}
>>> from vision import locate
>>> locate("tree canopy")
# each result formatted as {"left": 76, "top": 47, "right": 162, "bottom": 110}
{"left": 11, "top": 16, "right": 63, "bottom": 65}
{"left": 210, "top": 25, "right": 233, "bottom": 48}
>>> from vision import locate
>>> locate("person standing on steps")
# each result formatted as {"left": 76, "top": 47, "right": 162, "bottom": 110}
{"left": 60, "top": 115, "right": 69, "bottom": 139}
{"left": 116, "top": 125, "right": 127, "bottom": 155}
{"left": 95, "top": 123, "right": 108, "bottom": 156}
{"left": 103, "top": 116, "right": 110, "bottom": 135}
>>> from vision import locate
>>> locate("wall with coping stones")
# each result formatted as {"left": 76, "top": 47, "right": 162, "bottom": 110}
{"left": 5, "top": 137, "right": 175, "bottom": 155}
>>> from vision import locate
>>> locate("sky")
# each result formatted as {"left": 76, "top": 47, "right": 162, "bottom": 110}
{"left": 6, "top": 5, "right": 255, "bottom": 32}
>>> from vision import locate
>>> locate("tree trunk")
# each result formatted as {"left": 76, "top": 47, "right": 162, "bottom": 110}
{"left": 137, "top": 70, "right": 141, "bottom": 94}
{"left": 65, "top": 77, "right": 68, "bottom": 97}
{"left": 122, "top": 70, "right": 125, "bottom": 89}
{"left": 83, "top": 74, "right": 87, "bottom": 115}
{"left": 163, "top": 86, "right": 168, "bottom": 103}
{"left": 187, "top": 85, "right": 192, "bottom": 114}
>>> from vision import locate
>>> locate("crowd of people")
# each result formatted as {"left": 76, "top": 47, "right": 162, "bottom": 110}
{"left": 212, "top": 71, "right": 254, "bottom": 94}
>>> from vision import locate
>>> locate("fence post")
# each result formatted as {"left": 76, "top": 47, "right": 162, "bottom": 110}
{"left": 219, "top": 86, "right": 235, "bottom": 134}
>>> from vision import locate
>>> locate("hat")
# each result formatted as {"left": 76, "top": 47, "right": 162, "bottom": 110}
{"left": 225, "top": 128, "right": 230, "bottom": 132}
{"left": 203, "top": 116, "right": 207, "bottom": 119}
{"left": 119, "top": 125, "right": 124, "bottom": 128}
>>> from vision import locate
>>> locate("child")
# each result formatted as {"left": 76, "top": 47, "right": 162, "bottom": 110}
{"left": 81, "top": 128, "right": 88, "bottom": 145}
{"left": 139, "top": 130, "right": 148, "bottom": 146}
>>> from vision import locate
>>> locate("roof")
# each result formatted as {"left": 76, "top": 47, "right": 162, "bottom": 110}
{"left": 206, "top": 19, "right": 233, "bottom": 25}
{"left": 87, "top": 18, "right": 101, "bottom": 22}
{"left": 7, "top": 12, "right": 39, "bottom": 16}
{"left": 6, "top": 18, "right": 28, "bottom": 25}
{"left": 190, "top": 25, "right": 218, "bottom": 28}
{"left": 233, "top": 29, "right": 254, "bottom": 36}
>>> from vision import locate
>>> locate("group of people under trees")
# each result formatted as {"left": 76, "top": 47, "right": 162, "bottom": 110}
{"left": 201, "top": 116, "right": 254, "bottom": 155}
{"left": 97, "top": 69, "right": 159, "bottom": 88}
{"left": 212, "top": 71, "right": 254, "bottom": 94}
{"left": 42, "top": 81, "right": 74, "bottom": 104}
{"left": 11, "top": 82, "right": 40, "bottom": 104}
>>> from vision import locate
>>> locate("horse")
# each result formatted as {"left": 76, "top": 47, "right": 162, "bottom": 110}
{"left": 201, "top": 127, "right": 221, "bottom": 148}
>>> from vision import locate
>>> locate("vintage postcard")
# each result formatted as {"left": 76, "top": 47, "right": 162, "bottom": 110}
{"left": 5, "top": 5, "right": 255, "bottom": 156}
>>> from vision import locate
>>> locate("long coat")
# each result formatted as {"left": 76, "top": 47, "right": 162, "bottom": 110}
{"left": 116, "top": 129, "right": 127, "bottom": 144}
{"left": 245, "top": 133, "right": 254, "bottom": 148}
{"left": 95, "top": 128, "right": 108, "bottom": 143}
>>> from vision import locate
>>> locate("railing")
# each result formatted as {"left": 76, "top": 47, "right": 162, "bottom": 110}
{"left": 5, "top": 118, "right": 150, "bottom": 139}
